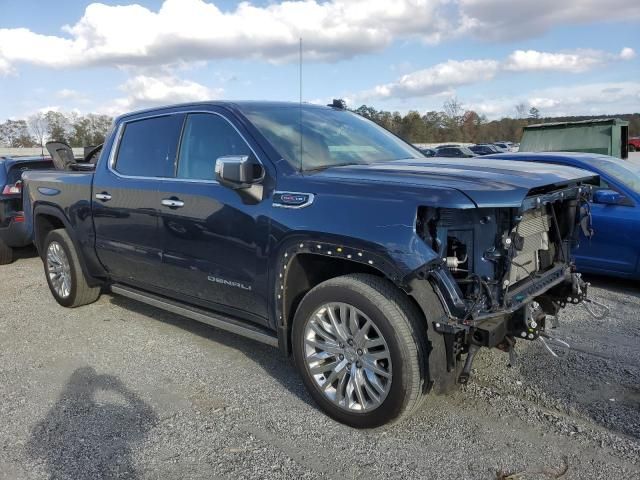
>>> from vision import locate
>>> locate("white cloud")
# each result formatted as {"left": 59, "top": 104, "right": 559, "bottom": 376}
{"left": 619, "top": 47, "right": 636, "bottom": 60}
{"left": 457, "top": 0, "right": 640, "bottom": 40}
{"left": 357, "top": 59, "right": 500, "bottom": 101}
{"left": 356, "top": 47, "right": 636, "bottom": 102}
{"left": 101, "top": 75, "right": 222, "bottom": 116}
{"left": 0, "top": 0, "right": 445, "bottom": 72}
{"left": 504, "top": 50, "right": 601, "bottom": 73}
{"left": 0, "top": 57, "right": 13, "bottom": 76}
{"left": 0, "top": 0, "right": 637, "bottom": 74}
{"left": 504, "top": 47, "right": 636, "bottom": 73}
{"left": 465, "top": 82, "right": 640, "bottom": 119}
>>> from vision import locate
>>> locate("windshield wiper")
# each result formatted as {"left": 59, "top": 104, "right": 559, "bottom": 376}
{"left": 303, "top": 162, "right": 367, "bottom": 172}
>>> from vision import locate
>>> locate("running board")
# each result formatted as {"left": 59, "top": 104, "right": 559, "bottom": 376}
{"left": 111, "top": 284, "right": 279, "bottom": 347}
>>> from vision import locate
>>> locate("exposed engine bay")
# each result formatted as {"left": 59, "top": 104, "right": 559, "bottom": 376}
{"left": 415, "top": 183, "right": 605, "bottom": 382}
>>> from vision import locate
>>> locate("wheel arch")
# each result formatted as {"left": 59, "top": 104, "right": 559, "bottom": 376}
{"left": 33, "top": 204, "right": 104, "bottom": 288}
{"left": 273, "top": 237, "right": 447, "bottom": 358}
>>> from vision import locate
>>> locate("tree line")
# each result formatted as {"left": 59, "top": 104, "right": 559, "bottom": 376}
{"left": 1, "top": 102, "right": 639, "bottom": 149}
{"left": 0, "top": 111, "right": 113, "bottom": 149}
{"left": 351, "top": 99, "right": 640, "bottom": 144}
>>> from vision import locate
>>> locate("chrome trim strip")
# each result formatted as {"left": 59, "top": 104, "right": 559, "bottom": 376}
{"left": 111, "top": 285, "right": 278, "bottom": 347}
{"left": 272, "top": 191, "right": 315, "bottom": 209}
{"left": 106, "top": 110, "right": 265, "bottom": 185}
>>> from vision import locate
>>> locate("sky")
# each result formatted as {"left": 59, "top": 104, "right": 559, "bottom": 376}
{"left": 0, "top": 0, "right": 639, "bottom": 121}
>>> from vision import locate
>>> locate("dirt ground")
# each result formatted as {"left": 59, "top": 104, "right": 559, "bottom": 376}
{"left": 0, "top": 250, "right": 638, "bottom": 479}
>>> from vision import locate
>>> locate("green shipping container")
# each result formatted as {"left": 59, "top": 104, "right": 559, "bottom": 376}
{"left": 519, "top": 118, "right": 630, "bottom": 159}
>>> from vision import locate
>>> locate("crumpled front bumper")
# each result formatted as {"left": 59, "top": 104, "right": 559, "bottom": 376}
{"left": 429, "top": 264, "right": 590, "bottom": 348}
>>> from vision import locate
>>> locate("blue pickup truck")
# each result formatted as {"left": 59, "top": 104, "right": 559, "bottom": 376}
{"left": 23, "top": 101, "right": 598, "bottom": 427}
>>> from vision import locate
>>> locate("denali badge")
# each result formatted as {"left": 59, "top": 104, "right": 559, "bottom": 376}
{"left": 272, "top": 191, "right": 315, "bottom": 209}
{"left": 207, "top": 276, "right": 252, "bottom": 291}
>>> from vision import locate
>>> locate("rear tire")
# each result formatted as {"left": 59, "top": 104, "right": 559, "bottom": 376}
{"left": 0, "top": 239, "right": 13, "bottom": 265}
{"left": 292, "top": 274, "right": 429, "bottom": 428}
{"left": 43, "top": 229, "right": 100, "bottom": 307}
{"left": 630, "top": 144, "right": 637, "bottom": 152}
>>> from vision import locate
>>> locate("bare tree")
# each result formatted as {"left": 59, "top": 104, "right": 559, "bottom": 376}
{"left": 28, "top": 112, "right": 48, "bottom": 155}
{"left": 514, "top": 103, "right": 527, "bottom": 119}
{"left": 443, "top": 97, "right": 464, "bottom": 124}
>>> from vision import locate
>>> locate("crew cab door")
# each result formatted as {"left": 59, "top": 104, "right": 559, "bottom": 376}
{"left": 155, "top": 111, "right": 270, "bottom": 325}
{"left": 92, "top": 114, "right": 184, "bottom": 289}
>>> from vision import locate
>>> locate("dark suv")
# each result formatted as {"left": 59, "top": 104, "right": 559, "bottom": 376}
{"left": 0, "top": 156, "right": 52, "bottom": 264}
{"left": 23, "top": 101, "right": 598, "bottom": 427}
{"left": 469, "top": 144, "right": 500, "bottom": 156}
{"left": 435, "top": 145, "right": 477, "bottom": 157}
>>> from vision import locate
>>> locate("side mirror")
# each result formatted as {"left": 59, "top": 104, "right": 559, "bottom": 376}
{"left": 215, "top": 155, "right": 264, "bottom": 190}
{"left": 593, "top": 189, "right": 625, "bottom": 205}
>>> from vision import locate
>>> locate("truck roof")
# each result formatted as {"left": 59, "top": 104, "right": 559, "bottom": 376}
{"left": 116, "top": 100, "right": 335, "bottom": 123}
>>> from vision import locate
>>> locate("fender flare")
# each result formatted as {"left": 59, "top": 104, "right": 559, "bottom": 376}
{"left": 33, "top": 203, "right": 104, "bottom": 288}
{"left": 271, "top": 235, "right": 457, "bottom": 355}
{"left": 272, "top": 236, "right": 403, "bottom": 353}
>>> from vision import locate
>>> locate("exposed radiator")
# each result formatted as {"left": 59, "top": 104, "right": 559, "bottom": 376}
{"left": 508, "top": 209, "right": 551, "bottom": 284}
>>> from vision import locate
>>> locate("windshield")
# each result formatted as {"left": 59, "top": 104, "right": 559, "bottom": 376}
{"left": 240, "top": 105, "right": 422, "bottom": 171}
{"left": 592, "top": 159, "right": 640, "bottom": 195}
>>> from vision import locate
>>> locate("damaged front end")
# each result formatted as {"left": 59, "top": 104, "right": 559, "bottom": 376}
{"left": 412, "top": 182, "right": 605, "bottom": 383}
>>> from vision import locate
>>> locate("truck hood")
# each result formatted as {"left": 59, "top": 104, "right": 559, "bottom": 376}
{"left": 313, "top": 158, "right": 597, "bottom": 208}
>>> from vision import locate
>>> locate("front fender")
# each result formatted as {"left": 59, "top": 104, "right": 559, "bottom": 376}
{"left": 266, "top": 182, "right": 472, "bottom": 353}
{"left": 270, "top": 231, "right": 453, "bottom": 354}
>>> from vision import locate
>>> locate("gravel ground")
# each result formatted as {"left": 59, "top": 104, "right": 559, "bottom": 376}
{"left": 0, "top": 249, "right": 638, "bottom": 479}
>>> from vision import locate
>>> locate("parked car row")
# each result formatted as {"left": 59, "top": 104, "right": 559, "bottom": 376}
{"left": 418, "top": 142, "right": 519, "bottom": 159}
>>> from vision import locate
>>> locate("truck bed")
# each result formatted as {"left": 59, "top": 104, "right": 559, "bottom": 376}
{"left": 22, "top": 170, "right": 95, "bottom": 249}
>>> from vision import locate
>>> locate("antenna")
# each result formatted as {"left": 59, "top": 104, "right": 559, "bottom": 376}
{"left": 299, "top": 37, "right": 303, "bottom": 172}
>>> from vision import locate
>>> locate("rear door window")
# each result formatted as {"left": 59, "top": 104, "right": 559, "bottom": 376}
{"left": 115, "top": 115, "right": 183, "bottom": 177}
{"left": 177, "top": 113, "right": 252, "bottom": 181}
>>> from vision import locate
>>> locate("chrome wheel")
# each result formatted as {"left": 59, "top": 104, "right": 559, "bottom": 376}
{"left": 303, "top": 302, "right": 392, "bottom": 412}
{"left": 46, "top": 241, "right": 71, "bottom": 299}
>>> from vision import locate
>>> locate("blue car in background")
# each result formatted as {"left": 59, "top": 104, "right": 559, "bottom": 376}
{"left": 487, "top": 152, "right": 640, "bottom": 279}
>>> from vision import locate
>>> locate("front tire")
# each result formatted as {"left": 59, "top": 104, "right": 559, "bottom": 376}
{"left": 0, "top": 239, "right": 13, "bottom": 265}
{"left": 43, "top": 229, "right": 100, "bottom": 307}
{"left": 292, "top": 274, "right": 428, "bottom": 428}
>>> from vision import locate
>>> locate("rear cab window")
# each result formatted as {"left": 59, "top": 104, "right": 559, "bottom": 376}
{"left": 114, "top": 115, "right": 184, "bottom": 177}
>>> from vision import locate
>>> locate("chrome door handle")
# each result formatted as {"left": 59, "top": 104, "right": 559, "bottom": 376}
{"left": 161, "top": 198, "right": 185, "bottom": 208}
{"left": 95, "top": 192, "right": 112, "bottom": 202}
